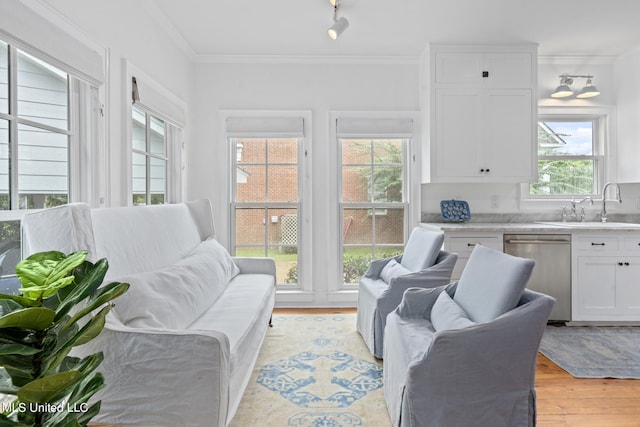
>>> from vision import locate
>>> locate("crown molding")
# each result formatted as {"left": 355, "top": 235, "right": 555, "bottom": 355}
{"left": 141, "top": 0, "right": 198, "bottom": 62}
{"left": 538, "top": 55, "right": 616, "bottom": 65}
{"left": 195, "top": 54, "right": 419, "bottom": 65}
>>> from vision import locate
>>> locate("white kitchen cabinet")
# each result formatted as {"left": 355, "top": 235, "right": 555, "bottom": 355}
{"left": 572, "top": 232, "right": 640, "bottom": 321}
{"left": 444, "top": 232, "right": 503, "bottom": 280}
{"left": 423, "top": 44, "right": 537, "bottom": 183}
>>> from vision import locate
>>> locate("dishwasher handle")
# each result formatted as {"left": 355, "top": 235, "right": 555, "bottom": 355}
{"left": 505, "top": 239, "right": 570, "bottom": 245}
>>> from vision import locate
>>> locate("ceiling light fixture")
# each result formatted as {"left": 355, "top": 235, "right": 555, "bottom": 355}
{"left": 328, "top": 0, "right": 349, "bottom": 40}
{"left": 551, "top": 74, "right": 600, "bottom": 99}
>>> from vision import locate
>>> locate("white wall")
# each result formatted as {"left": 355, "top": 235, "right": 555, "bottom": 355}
{"left": 615, "top": 48, "right": 640, "bottom": 184}
{"left": 187, "top": 60, "right": 418, "bottom": 305}
{"left": 39, "top": 0, "right": 194, "bottom": 206}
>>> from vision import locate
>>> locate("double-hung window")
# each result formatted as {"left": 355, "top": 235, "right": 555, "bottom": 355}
{"left": 527, "top": 114, "right": 605, "bottom": 199}
{"left": 335, "top": 115, "right": 416, "bottom": 286}
{"left": 226, "top": 114, "right": 311, "bottom": 289}
{"left": 1, "top": 41, "right": 71, "bottom": 210}
{"left": 132, "top": 105, "right": 167, "bottom": 205}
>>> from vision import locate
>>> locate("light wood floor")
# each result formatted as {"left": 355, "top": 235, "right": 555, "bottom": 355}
{"left": 275, "top": 308, "right": 640, "bottom": 427}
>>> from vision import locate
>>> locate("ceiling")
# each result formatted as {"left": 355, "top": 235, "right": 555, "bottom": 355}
{"left": 150, "top": 0, "right": 640, "bottom": 59}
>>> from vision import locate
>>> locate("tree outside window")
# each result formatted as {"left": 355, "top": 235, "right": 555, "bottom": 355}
{"left": 529, "top": 119, "right": 601, "bottom": 197}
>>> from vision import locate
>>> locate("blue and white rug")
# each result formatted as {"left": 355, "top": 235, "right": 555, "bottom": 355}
{"left": 230, "top": 314, "right": 391, "bottom": 427}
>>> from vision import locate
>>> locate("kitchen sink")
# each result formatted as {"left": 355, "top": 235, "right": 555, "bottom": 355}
{"left": 536, "top": 221, "right": 640, "bottom": 229}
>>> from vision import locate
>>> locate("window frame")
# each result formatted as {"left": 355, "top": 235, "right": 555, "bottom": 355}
{"left": 0, "top": 40, "right": 75, "bottom": 213}
{"left": 131, "top": 104, "right": 168, "bottom": 206}
{"left": 330, "top": 111, "right": 421, "bottom": 294}
{"left": 520, "top": 106, "right": 614, "bottom": 209}
{"left": 224, "top": 111, "right": 313, "bottom": 296}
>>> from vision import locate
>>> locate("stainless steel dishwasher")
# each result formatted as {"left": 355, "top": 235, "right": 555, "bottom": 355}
{"left": 504, "top": 234, "right": 571, "bottom": 322}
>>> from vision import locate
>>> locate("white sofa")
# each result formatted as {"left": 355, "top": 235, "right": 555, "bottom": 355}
{"left": 20, "top": 200, "right": 276, "bottom": 426}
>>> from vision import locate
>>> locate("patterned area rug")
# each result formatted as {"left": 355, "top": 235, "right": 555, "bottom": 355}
{"left": 230, "top": 314, "right": 392, "bottom": 427}
{"left": 540, "top": 325, "right": 640, "bottom": 379}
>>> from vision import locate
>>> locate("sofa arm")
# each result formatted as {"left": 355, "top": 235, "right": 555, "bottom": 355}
{"left": 233, "top": 256, "right": 276, "bottom": 279}
{"left": 73, "top": 325, "right": 231, "bottom": 426}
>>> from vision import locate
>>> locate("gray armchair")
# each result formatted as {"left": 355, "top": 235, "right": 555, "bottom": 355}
{"left": 356, "top": 227, "right": 457, "bottom": 359}
{"left": 383, "top": 245, "right": 555, "bottom": 427}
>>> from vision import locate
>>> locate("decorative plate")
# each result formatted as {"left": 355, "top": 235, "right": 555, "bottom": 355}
{"left": 440, "top": 200, "right": 471, "bottom": 222}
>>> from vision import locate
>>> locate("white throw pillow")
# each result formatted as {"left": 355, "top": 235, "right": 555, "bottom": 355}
{"left": 431, "top": 291, "right": 476, "bottom": 332}
{"left": 380, "top": 259, "right": 412, "bottom": 283}
{"left": 112, "top": 238, "right": 239, "bottom": 329}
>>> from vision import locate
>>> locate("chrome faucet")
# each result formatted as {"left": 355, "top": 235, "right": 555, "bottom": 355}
{"left": 601, "top": 182, "right": 622, "bottom": 223}
{"left": 570, "top": 196, "right": 593, "bottom": 222}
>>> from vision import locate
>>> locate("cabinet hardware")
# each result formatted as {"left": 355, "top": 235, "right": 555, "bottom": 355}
{"left": 482, "top": 71, "right": 489, "bottom": 78}
{"left": 625, "top": 262, "right": 630, "bottom": 266}
{"left": 591, "top": 242, "right": 606, "bottom": 246}
{"left": 506, "top": 239, "right": 570, "bottom": 245}
{"left": 467, "top": 243, "right": 478, "bottom": 247}
{"left": 619, "top": 262, "right": 624, "bottom": 266}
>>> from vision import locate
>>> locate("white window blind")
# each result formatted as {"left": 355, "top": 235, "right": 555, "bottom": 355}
{"left": 226, "top": 117, "right": 305, "bottom": 137}
{"left": 336, "top": 118, "right": 413, "bottom": 138}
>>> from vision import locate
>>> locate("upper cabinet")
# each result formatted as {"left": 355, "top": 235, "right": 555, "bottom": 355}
{"left": 421, "top": 44, "right": 538, "bottom": 183}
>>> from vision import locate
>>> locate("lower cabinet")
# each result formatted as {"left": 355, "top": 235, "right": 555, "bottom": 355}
{"left": 444, "top": 232, "right": 503, "bottom": 280}
{"left": 572, "top": 233, "right": 640, "bottom": 321}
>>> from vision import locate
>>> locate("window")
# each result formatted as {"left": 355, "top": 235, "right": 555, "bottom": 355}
{"left": 227, "top": 114, "right": 310, "bottom": 289}
{"left": 528, "top": 116, "right": 604, "bottom": 198}
{"left": 0, "top": 41, "right": 71, "bottom": 210}
{"left": 335, "top": 116, "right": 416, "bottom": 287}
{"left": 132, "top": 105, "right": 167, "bottom": 205}
{"left": 0, "top": 35, "right": 101, "bottom": 278}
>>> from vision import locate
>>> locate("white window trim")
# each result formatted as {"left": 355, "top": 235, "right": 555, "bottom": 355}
{"left": 519, "top": 106, "right": 616, "bottom": 211}
{"left": 222, "top": 110, "right": 313, "bottom": 296}
{"left": 328, "top": 111, "right": 421, "bottom": 297}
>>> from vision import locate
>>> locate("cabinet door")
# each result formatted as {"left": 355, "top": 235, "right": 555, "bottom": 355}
{"left": 434, "top": 52, "right": 483, "bottom": 85}
{"left": 484, "top": 89, "right": 535, "bottom": 181}
{"left": 483, "top": 53, "right": 533, "bottom": 88}
{"left": 617, "top": 258, "right": 640, "bottom": 316}
{"left": 433, "top": 88, "right": 483, "bottom": 178}
{"left": 575, "top": 256, "right": 618, "bottom": 318}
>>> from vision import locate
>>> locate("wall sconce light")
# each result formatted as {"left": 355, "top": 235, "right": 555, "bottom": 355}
{"left": 328, "top": 0, "right": 349, "bottom": 40}
{"left": 551, "top": 74, "right": 601, "bottom": 99}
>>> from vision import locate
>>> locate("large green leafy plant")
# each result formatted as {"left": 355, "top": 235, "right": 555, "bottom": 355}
{"left": 0, "top": 251, "right": 129, "bottom": 426}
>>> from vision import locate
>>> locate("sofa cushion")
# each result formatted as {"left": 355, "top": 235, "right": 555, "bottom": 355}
{"left": 113, "top": 238, "right": 239, "bottom": 329}
{"left": 380, "top": 259, "right": 412, "bottom": 283}
{"left": 454, "top": 245, "right": 534, "bottom": 323}
{"left": 431, "top": 290, "right": 475, "bottom": 332}
{"left": 400, "top": 227, "right": 444, "bottom": 272}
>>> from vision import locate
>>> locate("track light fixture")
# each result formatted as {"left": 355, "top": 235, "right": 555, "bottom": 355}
{"left": 551, "top": 74, "right": 601, "bottom": 99}
{"left": 328, "top": 0, "right": 349, "bottom": 40}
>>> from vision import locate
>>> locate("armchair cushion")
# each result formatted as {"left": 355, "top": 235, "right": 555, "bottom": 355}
{"left": 379, "top": 259, "right": 411, "bottom": 283}
{"left": 454, "top": 245, "right": 534, "bottom": 323}
{"left": 399, "top": 227, "right": 444, "bottom": 272}
{"left": 431, "top": 290, "right": 475, "bottom": 332}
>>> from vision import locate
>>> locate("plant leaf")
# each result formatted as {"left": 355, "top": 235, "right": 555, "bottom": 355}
{"left": 72, "top": 305, "right": 111, "bottom": 347}
{"left": 41, "top": 306, "right": 110, "bottom": 374}
{"left": 64, "top": 282, "right": 129, "bottom": 330}
{"left": 53, "top": 259, "right": 109, "bottom": 321}
{"left": 16, "top": 251, "right": 87, "bottom": 300}
{"left": 0, "top": 343, "right": 40, "bottom": 356}
{"left": 17, "top": 371, "right": 81, "bottom": 403}
{"left": 0, "top": 307, "right": 56, "bottom": 331}
{"left": 0, "top": 294, "right": 41, "bottom": 308}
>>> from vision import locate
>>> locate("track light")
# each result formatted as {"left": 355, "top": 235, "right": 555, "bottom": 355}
{"left": 551, "top": 74, "right": 600, "bottom": 99}
{"left": 328, "top": 0, "right": 349, "bottom": 40}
